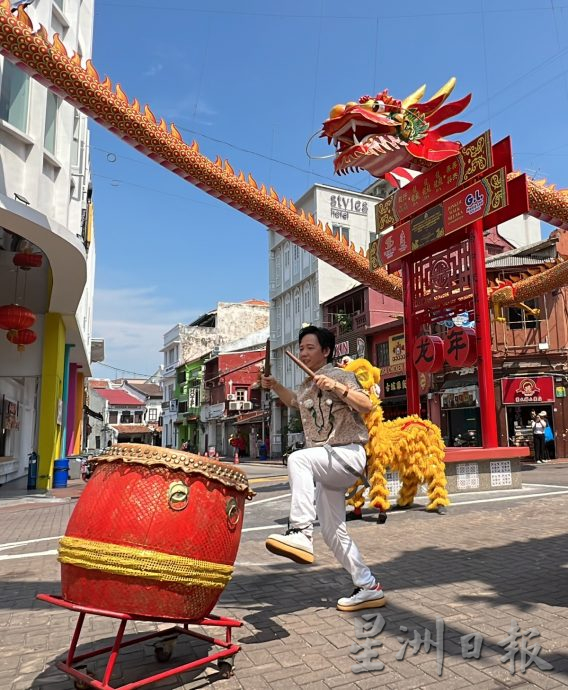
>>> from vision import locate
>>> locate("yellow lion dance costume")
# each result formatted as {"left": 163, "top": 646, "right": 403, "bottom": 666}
{"left": 343, "top": 358, "right": 449, "bottom": 516}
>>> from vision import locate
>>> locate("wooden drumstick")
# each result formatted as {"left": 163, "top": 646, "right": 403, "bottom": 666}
{"left": 285, "top": 350, "right": 316, "bottom": 379}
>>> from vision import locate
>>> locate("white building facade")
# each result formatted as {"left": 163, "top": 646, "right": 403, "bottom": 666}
{"left": 268, "top": 184, "right": 381, "bottom": 455}
{"left": 0, "top": 1, "right": 98, "bottom": 487}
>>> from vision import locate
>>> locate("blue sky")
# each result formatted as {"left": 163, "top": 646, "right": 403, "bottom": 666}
{"left": 89, "top": 0, "right": 568, "bottom": 379}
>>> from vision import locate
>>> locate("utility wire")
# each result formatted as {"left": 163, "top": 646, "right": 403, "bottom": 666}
{"left": 97, "top": 3, "right": 568, "bottom": 19}
{"left": 95, "top": 362, "right": 155, "bottom": 379}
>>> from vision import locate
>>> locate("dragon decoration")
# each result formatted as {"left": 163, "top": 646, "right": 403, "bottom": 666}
{"left": 1, "top": 3, "right": 568, "bottom": 310}
{"left": 1, "top": 5, "right": 568, "bottom": 518}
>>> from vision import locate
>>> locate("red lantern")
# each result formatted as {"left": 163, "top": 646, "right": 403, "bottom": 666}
{"left": 413, "top": 335, "right": 445, "bottom": 373}
{"left": 0, "top": 304, "right": 36, "bottom": 331}
{"left": 13, "top": 252, "right": 43, "bottom": 270}
{"left": 444, "top": 327, "right": 477, "bottom": 368}
{"left": 7, "top": 328, "right": 37, "bottom": 351}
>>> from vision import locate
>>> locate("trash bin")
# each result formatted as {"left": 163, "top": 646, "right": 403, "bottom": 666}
{"left": 53, "top": 458, "right": 69, "bottom": 488}
{"left": 27, "top": 451, "right": 38, "bottom": 490}
{"left": 259, "top": 444, "right": 267, "bottom": 461}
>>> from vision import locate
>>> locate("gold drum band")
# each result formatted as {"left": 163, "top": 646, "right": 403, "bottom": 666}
{"left": 58, "top": 536, "right": 233, "bottom": 589}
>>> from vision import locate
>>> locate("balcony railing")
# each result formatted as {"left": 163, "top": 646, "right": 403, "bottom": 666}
{"left": 353, "top": 313, "right": 368, "bottom": 331}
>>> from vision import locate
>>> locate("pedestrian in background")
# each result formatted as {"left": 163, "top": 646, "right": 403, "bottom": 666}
{"left": 531, "top": 410, "right": 548, "bottom": 463}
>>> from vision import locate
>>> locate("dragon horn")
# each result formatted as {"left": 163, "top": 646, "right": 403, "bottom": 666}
{"left": 401, "top": 84, "right": 426, "bottom": 111}
{"left": 428, "top": 77, "right": 456, "bottom": 105}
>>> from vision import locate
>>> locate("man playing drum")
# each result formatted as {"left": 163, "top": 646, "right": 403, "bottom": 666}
{"left": 261, "top": 325, "right": 386, "bottom": 612}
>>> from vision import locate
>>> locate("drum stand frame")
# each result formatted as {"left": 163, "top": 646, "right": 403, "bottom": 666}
{"left": 37, "top": 594, "right": 242, "bottom": 690}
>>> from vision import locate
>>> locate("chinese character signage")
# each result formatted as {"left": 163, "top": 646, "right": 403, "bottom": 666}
{"left": 443, "top": 327, "right": 477, "bottom": 368}
{"left": 370, "top": 167, "right": 508, "bottom": 268}
{"left": 384, "top": 376, "right": 407, "bottom": 398}
{"left": 501, "top": 377, "right": 555, "bottom": 405}
{"left": 374, "top": 131, "right": 493, "bottom": 232}
{"left": 413, "top": 336, "right": 445, "bottom": 373}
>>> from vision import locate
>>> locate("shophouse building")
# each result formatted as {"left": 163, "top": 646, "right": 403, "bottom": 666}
{"left": 0, "top": 1, "right": 99, "bottom": 487}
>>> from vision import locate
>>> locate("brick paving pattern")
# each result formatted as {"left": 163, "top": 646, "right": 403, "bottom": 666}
{"left": 0, "top": 484, "right": 567, "bottom": 689}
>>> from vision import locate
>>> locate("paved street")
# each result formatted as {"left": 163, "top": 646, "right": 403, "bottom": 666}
{"left": 1, "top": 461, "right": 567, "bottom": 689}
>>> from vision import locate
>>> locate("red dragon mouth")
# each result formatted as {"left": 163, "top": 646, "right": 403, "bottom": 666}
{"left": 321, "top": 82, "right": 473, "bottom": 180}
{"left": 322, "top": 106, "right": 404, "bottom": 175}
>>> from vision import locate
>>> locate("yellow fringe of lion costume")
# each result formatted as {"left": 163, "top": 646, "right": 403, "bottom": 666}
{"left": 343, "top": 358, "right": 450, "bottom": 514}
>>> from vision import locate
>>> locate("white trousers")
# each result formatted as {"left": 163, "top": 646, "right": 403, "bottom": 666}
{"left": 287, "top": 444, "right": 375, "bottom": 588}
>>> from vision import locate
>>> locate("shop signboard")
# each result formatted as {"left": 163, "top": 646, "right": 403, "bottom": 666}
{"left": 384, "top": 376, "right": 407, "bottom": 398}
{"left": 501, "top": 376, "right": 555, "bottom": 405}
{"left": 370, "top": 167, "right": 508, "bottom": 268}
{"left": 389, "top": 333, "right": 406, "bottom": 365}
{"left": 374, "top": 131, "right": 493, "bottom": 232}
{"left": 441, "top": 386, "right": 479, "bottom": 409}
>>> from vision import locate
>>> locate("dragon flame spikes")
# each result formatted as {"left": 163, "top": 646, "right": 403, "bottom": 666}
{"left": 248, "top": 173, "right": 258, "bottom": 189}
{"left": 289, "top": 200, "right": 297, "bottom": 212}
{"left": 158, "top": 118, "right": 167, "bottom": 132}
{"left": 102, "top": 76, "right": 112, "bottom": 90}
{"left": 115, "top": 84, "right": 128, "bottom": 104}
{"left": 132, "top": 99, "right": 141, "bottom": 114}
{"left": 86, "top": 59, "right": 99, "bottom": 81}
{"left": 237, "top": 171, "right": 245, "bottom": 183}
{"left": 170, "top": 123, "right": 183, "bottom": 142}
{"left": 270, "top": 188, "right": 279, "bottom": 201}
{"left": 214, "top": 156, "right": 223, "bottom": 168}
{"left": 224, "top": 160, "right": 234, "bottom": 175}
{"left": 16, "top": 4, "right": 32, "bottom": 28}
{"left": 52, "top": 33, "right": 67, "bottom": 55}
{"left": 34, "top": 24, "right": 48, "bottom": 42}
{"left": 190, "top": 141, "right": 199, "bottom": 152}
{"left": 144, "top": 105, "right": 157, "bottom": 125}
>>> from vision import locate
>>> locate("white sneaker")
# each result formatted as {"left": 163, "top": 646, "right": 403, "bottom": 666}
{"left": 265, "top": 528, "right": 314, "bottom": 564}
{"left": 337, "top": 584, "right": 386, "bottom": 612}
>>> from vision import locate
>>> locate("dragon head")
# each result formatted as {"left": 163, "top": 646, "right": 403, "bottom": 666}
{"left": 321, "top": 78, "right": 472, "bottom": 179}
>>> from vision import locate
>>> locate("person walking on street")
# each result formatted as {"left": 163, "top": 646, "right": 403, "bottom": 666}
{"left": 261, "top": 325, "right": 386, "bottom": 612}
{"left": 531, "top": 410, "right": 548, "bottom": 463}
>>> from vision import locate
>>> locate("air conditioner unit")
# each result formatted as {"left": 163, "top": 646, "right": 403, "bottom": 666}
{"left": 229, "top": 401, "right": 242, "bottom": 411}
{"left": 226, "top": 393, "right": 236, "bottom": 401}
{"left": 241, "top": 401, "right": 253, "bottom": 411}
{"left": 169, "top": 400, "right": 178, "bottom": 412}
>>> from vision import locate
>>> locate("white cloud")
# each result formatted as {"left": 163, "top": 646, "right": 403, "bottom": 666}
{"left": 144, "top": 63, "right": 164, "bottom": 78}
{"left": 91, "top": 287, "right": 199, "bottom": 378}
{"left": 161, "top": 95, "right": 217, "bottom": 126}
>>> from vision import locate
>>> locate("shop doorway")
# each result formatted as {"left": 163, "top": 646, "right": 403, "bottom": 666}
{"left": 506, "top": 404, "right": 555, "bottom": 459}
{"left": 446, "top": 408, "right": 482, "bottom": 447}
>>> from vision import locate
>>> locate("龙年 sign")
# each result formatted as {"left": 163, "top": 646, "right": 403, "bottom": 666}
{"left": 501, "top": 377, "right": 555, "bottom": 405}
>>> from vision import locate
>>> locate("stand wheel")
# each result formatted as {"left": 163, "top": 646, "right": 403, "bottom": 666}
{"left": 154, "top": 636, "right": 177, "bottom": 662}
{"left": 218, "top": 657, "right": 235, "bottom": 678}
{"left": 74, "top": 681, "right": 90, "bottom": 690}
{"left": 74, "top": 665, "right": 94, "bottom": 689}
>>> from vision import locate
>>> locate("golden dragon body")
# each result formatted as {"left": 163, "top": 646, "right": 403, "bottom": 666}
{"left": 0, "top": 4, "right": 567, "bottom": 306}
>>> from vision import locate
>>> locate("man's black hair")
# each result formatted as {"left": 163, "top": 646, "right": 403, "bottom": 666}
{"left": 298, "top": 325, "right": 335, "bottom": 363}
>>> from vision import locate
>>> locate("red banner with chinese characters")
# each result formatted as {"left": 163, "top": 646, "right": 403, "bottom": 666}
{"left": 501, "top": 377, "right": 555, "bottom": 405}
{"left": 370, "top": 168, "right": 508, "bottom": 268}
{"left": 374, "top": 131, "right": 493, "bottom": 232}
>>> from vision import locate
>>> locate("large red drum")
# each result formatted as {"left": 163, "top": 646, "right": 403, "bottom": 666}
{"left": 59, "top": 444, "right": 251, "bottom": 620}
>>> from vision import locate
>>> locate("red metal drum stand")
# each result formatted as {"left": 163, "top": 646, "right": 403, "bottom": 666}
{"left": 37, "top": 594, "right": 242, "bottom": 690}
